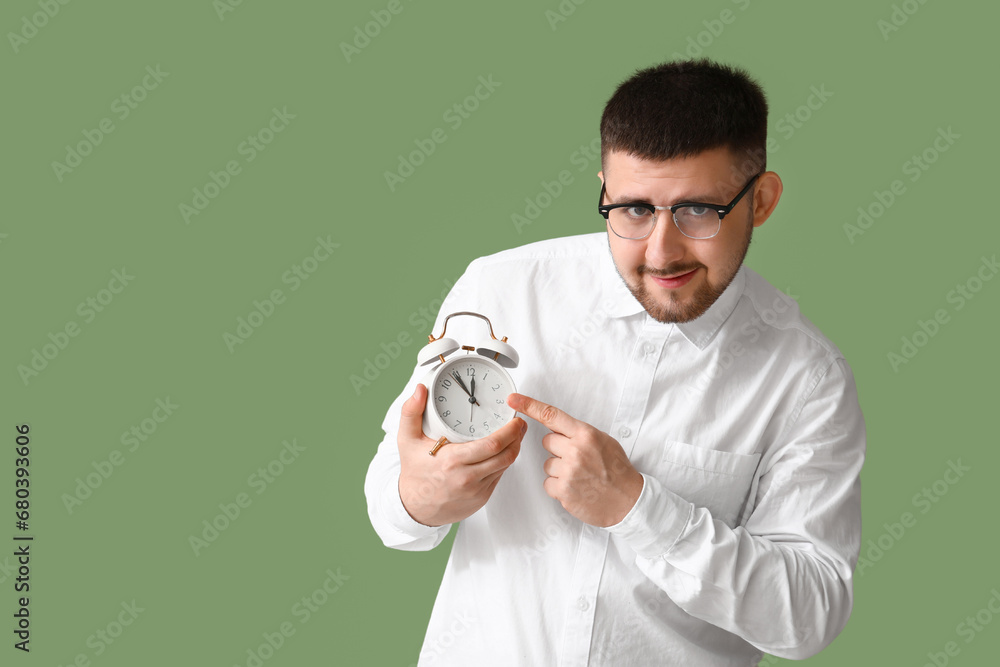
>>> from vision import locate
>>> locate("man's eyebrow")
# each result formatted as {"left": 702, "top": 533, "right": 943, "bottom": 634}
{"left": 608, "top": 190, "right": 724, "bottom": 206}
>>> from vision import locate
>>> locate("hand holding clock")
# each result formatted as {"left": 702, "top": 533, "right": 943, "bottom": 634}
{"left": 507, "top": 393, "right": 644, "bottom": 528}
{"left": 397, "top": 383, "right": 527, "bottom": 527}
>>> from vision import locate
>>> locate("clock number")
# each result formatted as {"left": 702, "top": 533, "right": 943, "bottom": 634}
{"left": 496, "top": 399, "right": 505, "bottom": 404}
{"left": 454, "top": 420, "right": 462, "bottom": 426}
{"left": 494, "top": 413, "right": 502, "bottom": 420}
{"left": 442, "top": 379, "right": 452, "bottom": 388}
{"left": 437, "top": 396, "right": 447, "bottom": 402}
{"left": 467, "top": 367, "right": 476, "bottom": 376}
{"left": 492, "top": 384, "right": 500, "bottom": 391}
{"left": 482, "top": 372, "right": 489, "bottom": 381}
{"left": 442, "top": 410, "right": 451, "bottom": 418}
{"left": 483, "top": 421, "right": 489, "bottom": 429}
{"left": 469, "top": 425, "right": 475, "bottom": 434}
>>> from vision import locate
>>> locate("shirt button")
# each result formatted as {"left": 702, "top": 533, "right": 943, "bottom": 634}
{"left": 576, "top": 597, "right": 590, "bottom": 611}
{"left": 644, "top": 343, "right": 656, "bottom": 356}
{"left": 618, "top": 426, "right": 631, "bottom": 438}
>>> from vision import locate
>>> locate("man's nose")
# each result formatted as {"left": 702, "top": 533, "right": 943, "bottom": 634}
{"left": 644, "top": 210, "right": 687, "bottom": 267}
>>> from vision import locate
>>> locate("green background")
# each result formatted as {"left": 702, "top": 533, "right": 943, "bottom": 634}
{"left": 2, "top": 0, "right": 997, "bottom": 665}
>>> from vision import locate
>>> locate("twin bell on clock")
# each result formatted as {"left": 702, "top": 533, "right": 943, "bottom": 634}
{"left": 417, "top": 311, "right": 519, "bottom": 451}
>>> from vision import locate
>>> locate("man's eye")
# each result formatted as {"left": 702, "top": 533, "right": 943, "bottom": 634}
{"left": 623, "top": 206, "right": 652, "bottom": 219}
{"left": 686, "top": 206, "right": 713, "bottom": 218}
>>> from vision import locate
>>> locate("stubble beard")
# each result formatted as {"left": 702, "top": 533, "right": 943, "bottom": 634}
{"left": 611, "top": 221, "right": 754, "bottom": 324}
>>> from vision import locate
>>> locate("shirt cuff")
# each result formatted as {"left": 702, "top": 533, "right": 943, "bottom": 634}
{"left": 605, "top": 472, "right": 694, "bottom": 559}
{"left": 380, "top": 473, "right": 449, "bottom": 540}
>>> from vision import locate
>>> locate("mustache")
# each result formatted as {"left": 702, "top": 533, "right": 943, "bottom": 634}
{"left": 638, "top": 264, "right": 703, "bottom": 277}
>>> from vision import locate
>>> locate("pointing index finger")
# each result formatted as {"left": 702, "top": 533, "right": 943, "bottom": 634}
{"left": 507, "top": 393, "right": 578, "bottom": 436}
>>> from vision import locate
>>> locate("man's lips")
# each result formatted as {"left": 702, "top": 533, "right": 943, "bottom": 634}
{"left": 653, "top": 268, "right": 697, "bottom": 280}
{"left": 648, "top": 268, "right": 698, "bottom": 289}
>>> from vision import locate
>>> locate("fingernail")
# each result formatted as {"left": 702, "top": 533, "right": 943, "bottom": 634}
{"left": 520, "top": 421, "right": 527, "bottom": 435}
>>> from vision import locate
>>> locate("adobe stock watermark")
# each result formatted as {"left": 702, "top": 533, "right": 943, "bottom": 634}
{"left": 856, "top": 458, "right": 970, "bottom": 577}
{"left": 511, "top": 137, "right": 601, "bottom": 234}
{"left": 919, "top": 587, "right": 1000, "bottom": 667}
{"left": 51, "top": 65, "right": 170, "bottom": 183}
{"left": 349, "top": 277, "right": 458, "bottom": 395}
{"left": 525, "top": 511, "right": 576, "bottom": 556}
{"left": 214, "top": 0, "right": 247, "bottom": 21}
{"left": 340, "top": 0, "right": 416, "bottom": 63}
{"left": 0, "top": 557, "right": 19, "bottom": 586}
{"left": 416, "top": 610, "right": 477, "bottom": 665}
{"left": 877, "top": 0, "right": 931, "bottom": 41}
{"left": 553, "top": 298, "right": 617, "bottom": 357}
{"left": 544, "top": 0, "right": 588, "bottom": 31}
{"left": 669, "top": 0, "right": 753, "bottom": 60}
{"left": 188, "top": 438, "right": 305, "bottom": 556}
{"left": 61, "top": 397, "right": 180, "bottom": 514}
{"left": 384, "top": 75, "right": 501, "bottom": 192}
{"left": 773, "top": 85, "right": 833, "bottom": 142}
{"left": 705, "top": 83, "right": 834, "bottom": 186}
{"left": 55, "top": 600, "right": 145, "bottom": 666}
{"left": 684, "top": 290, "right": 800, "bottom": 396}
{"left": 17, "top": 267, "right": 135, "bottom": 386}
{"left": 844, "top": 126, "right": 960, "bottom": 244}
{"left": 232, "top": 566, "right": 349, "bottom": 667}
{"left": 724, "top": 83, "right": 835, "bottom": 182}
{"left": 179, "top": 106, "right": 295, "bottom": 224}
{"left": 886, "top": 254, "right": 996, "bottom": 372}
{"left": 223, "top": 235, "right": 339, "bottom": 353}
{"left": 723, "top": 83, "right": 834, "bottom": 184}
{"left": 7, "top": 0, "right": 74, "bottom": 54}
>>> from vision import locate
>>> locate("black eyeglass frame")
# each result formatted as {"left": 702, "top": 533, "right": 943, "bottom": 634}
{"left": 597, "top": 173, "right": 762, "bottom": 240}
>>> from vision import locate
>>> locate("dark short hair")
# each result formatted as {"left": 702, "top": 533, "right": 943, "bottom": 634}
{"left": 600, "top": 59, "right": 768, "bottom": 179}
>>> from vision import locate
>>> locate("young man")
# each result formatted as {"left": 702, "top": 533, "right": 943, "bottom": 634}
{"left": 365, "top": 59, "right": 865, "bottom": 666}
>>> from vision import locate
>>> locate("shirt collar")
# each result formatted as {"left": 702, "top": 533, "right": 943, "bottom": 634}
{"left": 674, "top": 265, "right": 746, "bottom": 350}
{"left": 599, "top": 239, "right": 747, "bottom": 350}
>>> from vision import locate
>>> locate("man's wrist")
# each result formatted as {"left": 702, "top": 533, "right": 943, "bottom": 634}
{"left": 605, "top": 473, "right": 693, "bottom": 559}
{"left": 607, "top": 468, "right": 645, "bottom": 527}
{"left": 392, "top": 477, "right": 446, "bottom": 533}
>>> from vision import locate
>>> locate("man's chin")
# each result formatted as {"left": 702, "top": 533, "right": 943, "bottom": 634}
{"left": 629, "top": 276, "right": 716, "bottom": 323}
{"left": 632, "top": 289, "right": 699, "bottom": 323}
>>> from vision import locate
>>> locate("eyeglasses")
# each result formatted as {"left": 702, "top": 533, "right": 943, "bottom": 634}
{"left": 597, "top": 173, "right": 761, "bottom": 240}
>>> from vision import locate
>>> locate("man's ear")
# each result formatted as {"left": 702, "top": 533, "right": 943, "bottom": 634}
{"left": 750, "top": 171, "right": 783, "bottom": 229}
{"left": 598, "top": 170, "right": 604, "bottom": 185}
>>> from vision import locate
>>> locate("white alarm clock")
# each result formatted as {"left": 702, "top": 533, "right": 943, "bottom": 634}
{"left": 417, "top": 311, "right": 519, "bottom": 454}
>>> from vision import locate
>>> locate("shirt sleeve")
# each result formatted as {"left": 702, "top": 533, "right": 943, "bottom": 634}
{"left": 363, "top": 262, "right": 483, "bottom": 552}
{"left": 605, "top": 356, "right": 866, "bottom": 660}
{"left": 363, "top": 377, "right": 453, "bottom": 551}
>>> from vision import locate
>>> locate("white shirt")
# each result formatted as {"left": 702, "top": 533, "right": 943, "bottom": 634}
{"left": 364, "top": 232, "right": 865, "bottom": 666}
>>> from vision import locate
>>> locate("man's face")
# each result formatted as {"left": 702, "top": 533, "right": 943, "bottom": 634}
{"left": 600, "top": 147, "right": 759, "bottom": 323}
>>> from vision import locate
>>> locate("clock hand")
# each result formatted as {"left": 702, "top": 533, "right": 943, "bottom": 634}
{"left": 452, "top": 371, "right": 481, "bottom": 406}
{"left": 469, "top": 376, "right": 476, "bottom": 421}
{"left": 451, "top": 370, "right": 471, "bottom": 395}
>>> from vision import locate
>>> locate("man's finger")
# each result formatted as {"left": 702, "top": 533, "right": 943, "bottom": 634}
{"left": 466, "top": 428, "right": 524, "bottom": 480}
{"left": 452, "top": 417, "right": 526, "bottom": 466}
{"left": 399, "top": 384, "right": 431, "bottom": 443}
{"left": 540, "top": 431, "right": 571, "bottom": 458}
{"left": 507, "top": 393, "right": 579, "bottom": 436}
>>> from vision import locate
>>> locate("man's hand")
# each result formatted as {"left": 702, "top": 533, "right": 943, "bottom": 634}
{"left": 397, "top": 384, "right": 526, "bottom": 527}
{"left": 508, "top": 393, "right": 643, "bottom": 528}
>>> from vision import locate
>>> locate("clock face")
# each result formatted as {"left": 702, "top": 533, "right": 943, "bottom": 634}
{"left": 432, "top": 355, "right": 516, "bottom": 441}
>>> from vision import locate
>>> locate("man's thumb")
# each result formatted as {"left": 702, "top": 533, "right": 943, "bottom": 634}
{"left": 399, "top": 384, "right": 429, "bottom": 440}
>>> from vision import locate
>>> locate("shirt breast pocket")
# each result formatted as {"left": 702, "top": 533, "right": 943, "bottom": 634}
{"left": 653, "top": 440, "right": 761, "bottom": 528}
